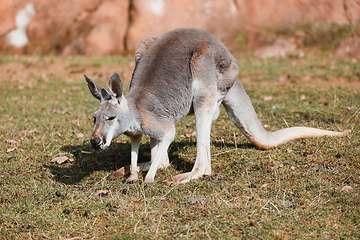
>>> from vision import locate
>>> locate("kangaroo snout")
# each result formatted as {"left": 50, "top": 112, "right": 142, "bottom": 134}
{"left": 91, "top": 137, "right": 106, "bottom": 150}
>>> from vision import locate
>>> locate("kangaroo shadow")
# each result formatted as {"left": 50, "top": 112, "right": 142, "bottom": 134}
{"left": 45, "top": 138, "right": 256, "bottom": 185}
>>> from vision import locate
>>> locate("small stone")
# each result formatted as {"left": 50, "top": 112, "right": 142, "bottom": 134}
{"left": 109, "top": 207, "right": 117, "bottom": 213}
{"left": 335, "top": 153, "right": 342, "bottom": 159}
{"left": 279, "top": 200, "right": 296, "bottom": 209}
{"left": 99, "top": 192, "right": 107, "bottom": 197}
{"left": 303, "top": 152, "right": 310, "bottom": 157}
{"left": 84, "top": 210, "right": 91, "bottom": 217}
{"left": 63, "top": 209, "right": 71, "bottom": 214}
{"left": 291, "top": 166, "right": 296, "bottom": 170}
{"left": 25, "top": 224, "right": 32, "bottom": 229}
{"left": 249, "top": 220, "right": 258, "bottom": 227}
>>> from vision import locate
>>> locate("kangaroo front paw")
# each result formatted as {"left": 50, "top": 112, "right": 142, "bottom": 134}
{"left": 143, "top": 176, "right": 154, "bottom": 184}
{"left": 126, "top": 174, "right": 138, "bottom": 183}
{"left": 107, "top": 166, "right": 130, "bottom": 180}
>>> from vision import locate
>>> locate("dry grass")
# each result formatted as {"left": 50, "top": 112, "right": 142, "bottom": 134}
{"left": 0, "top": 33, "right": 359, "bottom": 239}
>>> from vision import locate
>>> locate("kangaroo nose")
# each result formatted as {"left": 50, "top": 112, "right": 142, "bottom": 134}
{"left": 91, "top": 137, "right": 102, "bottom": 150}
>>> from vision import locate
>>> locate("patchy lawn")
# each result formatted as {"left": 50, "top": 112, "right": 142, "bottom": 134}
{"left": 0, "top": 49, "right": 359, "bottom": 239}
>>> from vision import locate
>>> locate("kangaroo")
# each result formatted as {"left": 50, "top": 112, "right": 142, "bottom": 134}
{"left": 85, "top": 28, "right": 350, "bottom": 185}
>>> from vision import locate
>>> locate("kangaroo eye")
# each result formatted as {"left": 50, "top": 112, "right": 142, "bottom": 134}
{"left": 107, "top": 116, "right": 116, "bottom": 121}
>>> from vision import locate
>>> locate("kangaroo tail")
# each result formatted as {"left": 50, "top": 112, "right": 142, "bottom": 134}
{"left": 222, "top": 80, "right": 350, "bottom": 150}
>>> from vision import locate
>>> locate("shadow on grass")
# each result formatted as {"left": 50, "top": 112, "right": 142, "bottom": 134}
{"left": 45, "top": 138, "right": 256, "bottom": 185}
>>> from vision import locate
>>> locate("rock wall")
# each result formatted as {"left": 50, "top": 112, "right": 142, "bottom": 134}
{"left": 0, "top": 0, "right": 359, "bottom": 56}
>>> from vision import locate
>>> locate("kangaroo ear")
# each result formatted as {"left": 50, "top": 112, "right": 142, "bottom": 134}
{"left": 108, "top": 73, "right": 123, "bottom": 100}
{"left": 135, "top": 35, "right": 159, "bottom": 62}
{"left": 84, "top": 75, "right": 105, "bottom": 101}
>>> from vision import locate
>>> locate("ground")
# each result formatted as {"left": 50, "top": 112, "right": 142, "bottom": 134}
{"left": 0, "top": 30, "right": 359, "bottom": 238}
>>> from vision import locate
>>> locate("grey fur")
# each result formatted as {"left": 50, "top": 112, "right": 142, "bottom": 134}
{"left": 85, "top": 28, "right": 350, "bottom": 185}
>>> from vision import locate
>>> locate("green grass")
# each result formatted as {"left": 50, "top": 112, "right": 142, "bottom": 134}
{"left": 0, "top": 51, "right": 359, "bottom": 239}
{"left": 270, "top": 22, "right": 358, "bottom": 51}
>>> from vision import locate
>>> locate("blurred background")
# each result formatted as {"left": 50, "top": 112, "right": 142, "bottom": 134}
{"left": 1, "top": 0, "right": 359, "bottom": 58}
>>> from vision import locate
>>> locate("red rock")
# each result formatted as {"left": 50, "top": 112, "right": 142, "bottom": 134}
{"left": 84, "top": 0, "right": 129, "bottom": 56}
{"left": 0, "top": 0, "right": 16, "bottom": 36}
{"left": 335, "top": 36, "right": 360, "bottom": 59}
{"left": 0, "top": 0, "right": 359, "bottom": 55}
{"left": 125, "top": 0, "right": 240, "bottom": 51}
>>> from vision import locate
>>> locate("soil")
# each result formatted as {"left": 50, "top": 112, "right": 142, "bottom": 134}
{"left": 0, "top": 56, "right": 360, "bottom": 88}
{"left": 0, "top": 57, "right": 136, "bottom": 88}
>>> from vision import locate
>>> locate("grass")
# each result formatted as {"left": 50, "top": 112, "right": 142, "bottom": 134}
{"left": 0, "top": 38, "right": 359, "bottom": 238}
{"left": 238, "top": 55, "right": 360, "bottom": 83}
{"left": 269, "top": 22, "right": 359, "bottom": 51}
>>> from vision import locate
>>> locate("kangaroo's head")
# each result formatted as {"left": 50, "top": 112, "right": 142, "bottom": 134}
{"left": 85, "top": 73, "right": 130, "bottom": 150}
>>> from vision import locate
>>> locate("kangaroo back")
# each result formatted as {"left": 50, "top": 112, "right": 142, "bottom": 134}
{"left": 126, "top": 28, "right": 235, "bottom": 123}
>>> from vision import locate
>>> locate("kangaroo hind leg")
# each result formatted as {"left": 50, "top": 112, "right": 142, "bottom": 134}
{"left": 164, "top": 83, "right": 218, "bottom": 185}
{"left": 163, "top": 43, "right": 237, "bottom": 185}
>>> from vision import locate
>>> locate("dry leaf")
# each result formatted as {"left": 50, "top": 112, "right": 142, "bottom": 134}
{"left": 51, "top": 156, "right": 73, "bottom": 164}
{"left": 185, "top": 131, "right": 197, "bottom": 138}
{"left": 76, "top": 133, "right": 84, "bottom": 139}
{"left": 7, "top": 147, "right": 17, "bottom": 153}
{"left": 341, "top": 186, "right": 354, "bottom": 193}
{"left": 264, "top": 96, "right": 273, "bottom": 102}
{"left": 6, "top": 139, "right": 19, "bottom": 144}
{"left": 28, "top": 129, "right": 38, "bottom": 134}
{"left": 107, "top": 167, "right": 127, "bottom": 180}
{"left": 80, "top": 151, "right": 92, "bottom": 155}
{"left": 96, "top": 189, "right": 112, "bottom": 196}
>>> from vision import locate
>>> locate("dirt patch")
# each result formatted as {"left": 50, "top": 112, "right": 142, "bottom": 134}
{"left": 1, "top": 56, "right": 360, "bottom": 88}
{"left": 0, "top": 57, "right": 136, "bottom": 88}
{"left": 240, "top": 75, "right": 360, "bottom": 87}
